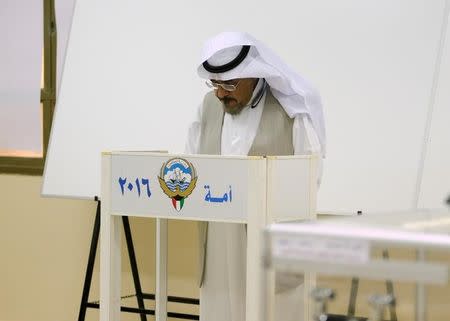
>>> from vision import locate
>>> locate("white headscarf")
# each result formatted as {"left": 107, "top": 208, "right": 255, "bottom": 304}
{"left": 197, "top": 31, "right": 326, "bottom": 156}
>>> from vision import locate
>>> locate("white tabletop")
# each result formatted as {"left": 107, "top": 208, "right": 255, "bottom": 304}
{"left": 270, "top": 210, "right": 450, "bottom": 250}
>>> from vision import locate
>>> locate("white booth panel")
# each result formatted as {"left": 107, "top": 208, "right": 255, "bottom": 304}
{"left": 419, "top": 8, "right": 450, "bottom": 210}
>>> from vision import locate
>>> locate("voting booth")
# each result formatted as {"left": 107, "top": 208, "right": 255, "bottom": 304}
{"left": 263, "top": 211, "right": 450, "bottom": 321}
{"left": 99, "top": 151, "right": 319, "bottom": 321}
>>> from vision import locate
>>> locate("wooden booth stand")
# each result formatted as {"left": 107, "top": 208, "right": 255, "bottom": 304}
{"left": 99, "top": 151, "right": 319, "bottom": 321}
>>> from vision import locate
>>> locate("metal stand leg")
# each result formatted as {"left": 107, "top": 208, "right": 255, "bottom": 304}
{"left": 347, "top": 278, "right": 359, "bottom": 317}
{"left": 382, "top": 250, "right": 397, "bottom": 321}
{"left": 415, "top": 249, "right": 426, "bottom": 321}
{"left": 123, "top": 216, "right": 147, "bottom": 321}
{"left": 78, "top": 200, "right": 101, "bottom": 321}
{"left": 78, "top": 200, "right": 147, "bottom": 321}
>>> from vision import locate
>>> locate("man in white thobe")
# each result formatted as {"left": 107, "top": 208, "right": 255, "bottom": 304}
{"left": 185, "top": 32, "right": 325, "bottom": 321}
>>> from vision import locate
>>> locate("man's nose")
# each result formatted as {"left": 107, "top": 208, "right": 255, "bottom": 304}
{"left": 215, "top": 87, "right": 229, "bottom": 99}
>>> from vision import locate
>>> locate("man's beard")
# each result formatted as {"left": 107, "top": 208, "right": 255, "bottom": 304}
{"left": 220, "top": 98, "right": 245, "bottom": 115}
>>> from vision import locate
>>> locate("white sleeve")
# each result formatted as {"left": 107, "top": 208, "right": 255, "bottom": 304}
{"left": 293, "top": 114, "right": 323, "bottom": 186}
{"left": 184, "top": 103, "right": 203, "bottom": 154}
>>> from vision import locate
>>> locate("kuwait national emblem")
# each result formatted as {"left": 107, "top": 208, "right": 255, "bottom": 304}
{"left": 158, "top": 158, "right": 198, "bottom": 211}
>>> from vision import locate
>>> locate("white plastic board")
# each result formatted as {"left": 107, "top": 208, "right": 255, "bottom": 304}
{"left": 418, "top": 7, "right": 450, "bottom": 210}
{"left": 43, "top": 0, "right": 448, "bottom": 216}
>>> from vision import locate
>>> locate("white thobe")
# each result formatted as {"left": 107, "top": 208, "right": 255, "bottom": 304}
{"left": 185, "top": 85, "right": 322, "bottom": 321}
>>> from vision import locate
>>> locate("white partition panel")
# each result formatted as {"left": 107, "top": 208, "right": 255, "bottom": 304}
{"left": 43, "top": 0, "right": 448, "bottom": 217}
{"left": 267, "top": 155, "right": 318, "bottom": 222}
{"left": 419, "top": 6, "right": 450, "bottom": 210}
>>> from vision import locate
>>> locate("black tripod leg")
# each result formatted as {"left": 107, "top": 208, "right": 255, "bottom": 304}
{"left": 347, "top": 277, "right": 359, "bottom": 317}
{"left": 383, "top": 250, "right": 398, "bottom": 321}
{"left": 123, "top": 216, "right": 147, "bottom": 321}
{"left": 78, "top": 201, "right": 101, "bottom": 321}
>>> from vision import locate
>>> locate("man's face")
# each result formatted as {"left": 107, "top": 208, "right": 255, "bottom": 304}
{"left": 212, "top": 78, "right": 258, "bottom": 115}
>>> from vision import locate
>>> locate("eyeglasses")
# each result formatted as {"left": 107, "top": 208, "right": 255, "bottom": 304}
{"left": 205, "top": 79, "right": 241, "bottom": 92}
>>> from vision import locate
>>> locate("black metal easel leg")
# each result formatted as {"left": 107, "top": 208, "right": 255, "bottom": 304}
{"left": 383, "top": 250, "right": 398, "bottom": 321}
{"left": 123, "top": 216, "right": 147, "bottom": 321}
{"left": 78, "top": 200, "right": 147, "bottom": 321}
{"left": 78, "top": 200, "right": 101, "bottom": 321}
{"left": 347, "top": 277, "right": 359, "bottom": 317}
